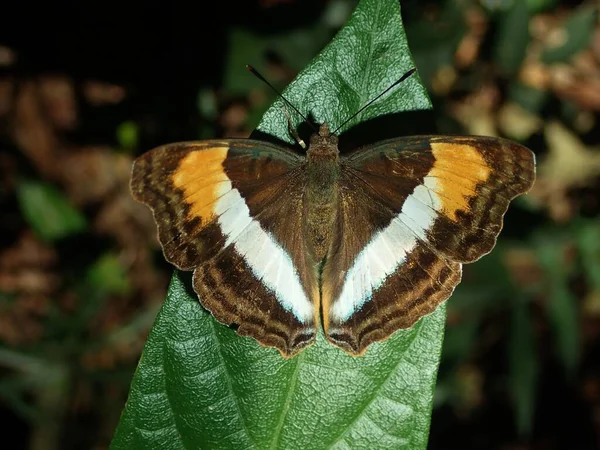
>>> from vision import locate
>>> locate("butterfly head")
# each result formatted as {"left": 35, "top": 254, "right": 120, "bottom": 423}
{"left": 307, "top": 122, "right": 339, "bottom": 159}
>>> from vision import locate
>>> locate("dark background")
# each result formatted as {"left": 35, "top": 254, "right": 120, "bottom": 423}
{"left": 1, "top": 0, "right": 599, "bottom": 449}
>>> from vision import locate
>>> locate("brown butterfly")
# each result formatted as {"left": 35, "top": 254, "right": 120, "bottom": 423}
{"left": 131, "top": 71, "right": 535, "bottom": 358}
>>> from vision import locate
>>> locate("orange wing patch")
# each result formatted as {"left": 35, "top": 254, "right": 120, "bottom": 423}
{"left": 429, "top": 142, "right": 491, "bottom": 221}
{"left": 171, "top": 146, "right": 229, "bottom": 227}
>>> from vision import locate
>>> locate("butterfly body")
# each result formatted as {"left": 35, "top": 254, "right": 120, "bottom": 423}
{"left": 131, "top": 125, "right": 535, "bottom": 357}
{"left": 305, "top": 123, "right": 341, "bottom": 262}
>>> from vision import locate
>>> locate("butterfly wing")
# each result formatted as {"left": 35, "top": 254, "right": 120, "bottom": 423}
{"left": 323, "top": 136, "right": 535, "bottom": 354}
{"left": 131, "top": 140, "right": 318, "bottom": 357}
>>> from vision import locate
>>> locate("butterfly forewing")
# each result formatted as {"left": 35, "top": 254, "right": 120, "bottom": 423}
{"left": 322, "top": 136, "right": 535, "bottom": 354}
{"left": 131, "top": 141, "right": 318, "bottom": 356}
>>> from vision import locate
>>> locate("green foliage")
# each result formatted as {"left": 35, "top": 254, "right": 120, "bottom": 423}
{"left": 508, "top": 82, "right": 548, "bottom": 113}
{"left": 117, "top": 121, "right": 140, "bottom": 151}
{"left": 541, "top": 4, "right": 598, "bottom": 64}
{"left": 87, "top": 253, "right": 130, "bottom": 296}
{"left": 578, "top": 222, "right": 600, "bottom": 291}
{"left": 403, "top": 2, "right": 466, "bottom": 92}
{"left": 494, "top": 0, "right": 531, "bottom": 75}
{"left": 112, "top": 273, "right": 446, "bottom": 449}
{"left": 536, "top": 233, "right": 580, "bottom": 378}
{"left": 111, "top": 0, "right": 444, "bottom": 448}
{"left": 16, "top": 179, "right": 87, "bottom": 242}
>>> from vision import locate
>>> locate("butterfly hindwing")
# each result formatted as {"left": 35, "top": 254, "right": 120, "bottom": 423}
{"left": 323, "top": 136, "right": 535, "bottom": 354}
{"left": 131, "top": 141, "right": 318, "bottom": 356}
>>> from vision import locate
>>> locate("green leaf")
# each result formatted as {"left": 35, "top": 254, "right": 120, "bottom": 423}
{"left": 113, "top": 273, "right": 445, "bottom": 449}
{"left": 112, "top": 0, "right": 441, "bottom": 448}
{"left": 117, "top": 120, "right": 140, "bottom": 151}
{"left": 508, "top": 82, "right": 548, "bottom": 113}
{"left": 224, "top": 28, "right": 269, "bottom": 94}
{"left": 525, "top": 0, "right": 558, "bottom": 14}
{"left": 576, "top": 221, "right": 600, "bottom": 292}
{"left": 541, "top": 4, "right": 598, "bottom": 64}
{"left": 17, "top": 179, "right": 87, "bottom": 242}
{"left": 494, "top": 0, "right": 531, "bottom": 75}
{"left": 536, "top": 235, "right": 580, "bottom": 377}
{"left": 405, "top": 2, "right": 466, "bottom": 91}
{"left": 257, "top": 0, "right": 430, "bottom": 139}
{"left": 86, "top": 252, "right": 130, "bottom": 296}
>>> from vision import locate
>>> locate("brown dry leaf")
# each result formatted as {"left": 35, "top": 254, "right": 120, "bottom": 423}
{"left": 529, "top": 121, "right": 600, "bottom": 221}
{"left": 220, "top": 102, "right": 248, "bottom": 132}
{"left": 82, "top": 80, "right": 126, "bottom": 106}
{"left": 454, "top": 364, "right": 484, "bottom": 416}
{"left": 520, "top": 61, "right": 551, "bottom": 90}
{"left": 503, "top": 247, "right": 544, "bottom": 288}
{"left": 549, "top": 62, "right": 600, "bottom": 111}
{"left": 583, "top": 290, "right": 600, "bottom": 316}
{"left": 0, "top": 78, "right": 14, "bottom": 117}
{"left": 0, "top": 233, "right": 57, "bottom": 345}
{"left": 498, "top": 102, "right": 543, "bottom": 140}
{"left": 450, "top": 101, "right": 498, "bottom": 137}
{"left": 61, "top": 147, "right": 131, "bottom": 205}
{"left": 38, "top": 75, "right": 78, "bottom": 130}
{"left": 455, "top": 7, "right": 487, "bottom": 69}
{"left": 450, "top": 82, "right": 501, "bottom": 134}
{"left": 541, "top": 121, "right": 600, "bottom": 188}
{"left": 13, "top": 81, "right": 62, "bottom": 178}
{"left": 431, "top": 65, "right": 457, "bottom": 96}
{"left": 0, "top": 46, "right": 16, "bottom": 67}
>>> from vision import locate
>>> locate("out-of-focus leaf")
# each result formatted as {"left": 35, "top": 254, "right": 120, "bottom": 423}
{"left": 112, "top": 1, "right": 444, "bottom": 448}
{"left": 498, "top": 102, "right": 543, "bottom": 140}
{"left": 322, "top": 0, "right": 355, "bottom": 28}
{"left": 525, "top": 0, "right": 558, "bottom": 14}
{"left": 196, "top": 88, "right": 217, "bottom": 120}
{"left": 225, "top": 4, "right": 353, "bottom": 94}
{"left": 116, "top": 121, "right": 139, "bottom": 151}
{"left": 577, "top": 221, "right": 600, "bottom": 291}
{"left": 269, "top": 27, "right": 333, "bottom": 72}
{"left": 482, "top": 0, "right": 557, "bottom": 14}
{"left": 536, "top": 235, "right": 580, "bottom": 377}
{"left": 541, "top": 4, "right": 598, "bottom": 64}
{"left": 405, "top": 2, "right": 466, "bottom": 90}
{"left": 540, "top": 122, "right": 600, "bottom": 190}
{"left": 447, "top": 246, "right": 513, "bottom": 317}
{"left": 224, "top": 28, "right": 268, "bottom": 94}
{"left": 442, "top": 318, "right": 479, "bottom": 365}
{"left": 508, "top": 294, "right": 538, "bottom": 436}
{"left": 508, "top": 82, "right": 548, "bottom": 113}
{"left": 494, "top": 0, "right": 531, "bottom": 75}
{"left": 17, "top": 179, "right": 87, "bottom": 241}
{"left": 86, "top": 253, "right": 130, "bottom": 296}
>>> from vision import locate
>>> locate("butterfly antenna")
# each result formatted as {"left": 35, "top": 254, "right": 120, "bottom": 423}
{"left": 332, "top": 68, "right": 417, "bottom": 135}
{"left": 246, "top": 65, "right": 318, "bottom": 133}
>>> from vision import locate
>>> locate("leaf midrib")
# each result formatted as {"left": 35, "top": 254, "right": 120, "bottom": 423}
{"left": 326, "top": 320, "right": 425, "bottom": 448}
{"left": 269, "top": 352, "right": 303, "bottom": 449}
{"left": 210, "top": 319, "right": 257, "bottom": 448}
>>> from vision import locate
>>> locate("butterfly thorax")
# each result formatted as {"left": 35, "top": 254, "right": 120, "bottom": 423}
{"left": 304, "top": 123, "right": 340, "bottom": 262}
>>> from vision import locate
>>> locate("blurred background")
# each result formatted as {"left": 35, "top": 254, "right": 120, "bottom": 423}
{"left": 1, "top": 0, "right": 599, "bottom": 448}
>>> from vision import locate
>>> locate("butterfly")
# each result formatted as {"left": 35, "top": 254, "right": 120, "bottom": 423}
{"left": 130, "top": 72, "right": 536, "bottom": 358}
